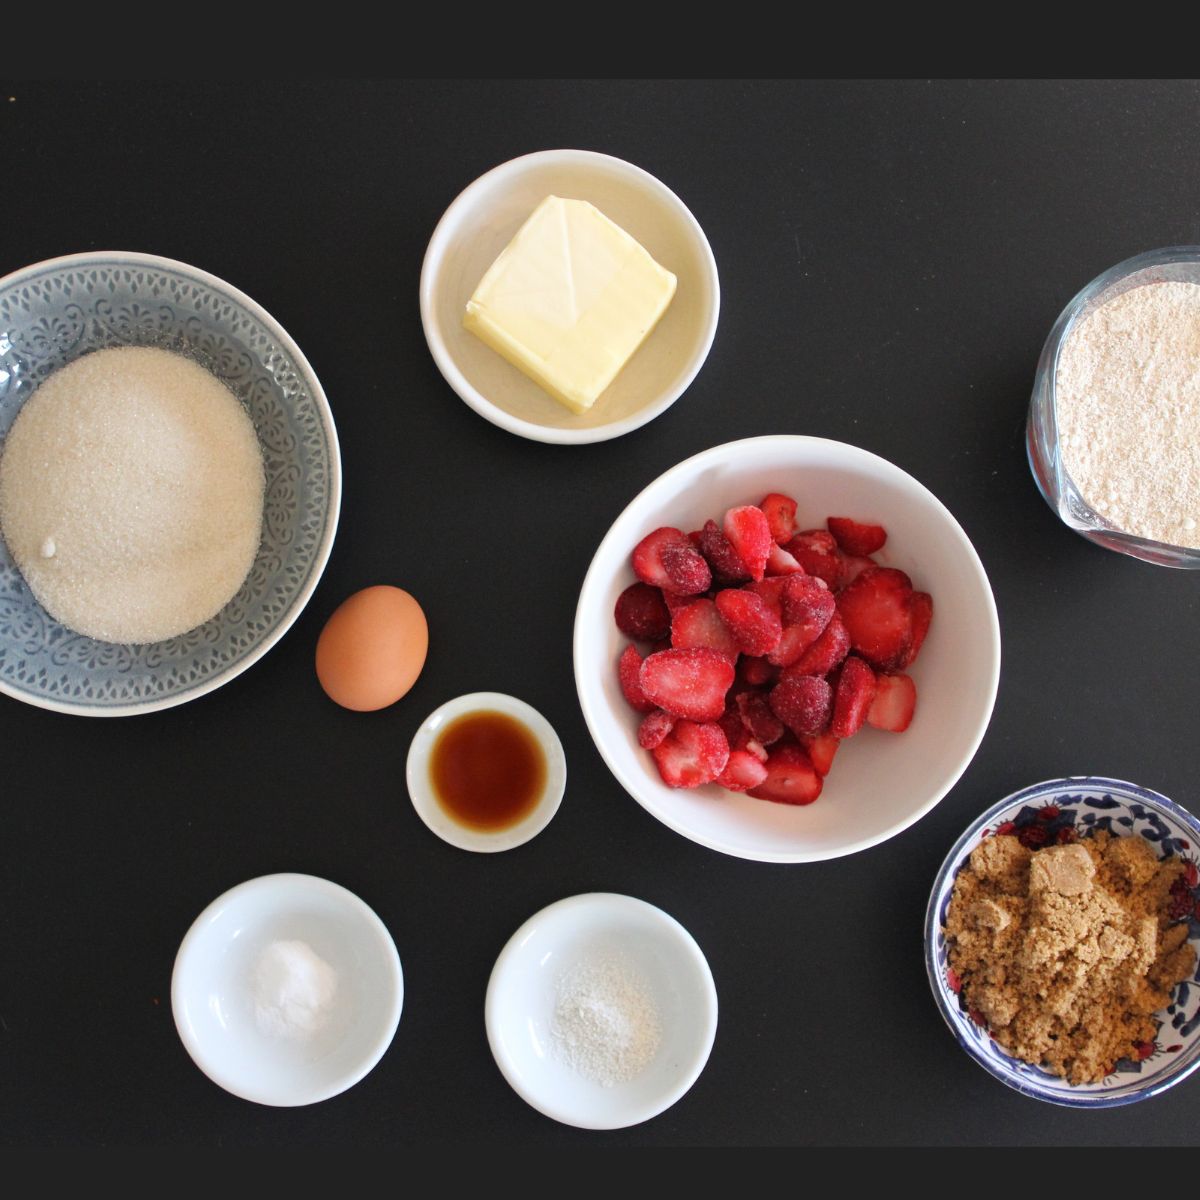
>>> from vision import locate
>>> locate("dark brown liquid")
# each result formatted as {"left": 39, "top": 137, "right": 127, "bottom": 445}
{"left": 429, "top": 710, "right": 547, "bottom": 832}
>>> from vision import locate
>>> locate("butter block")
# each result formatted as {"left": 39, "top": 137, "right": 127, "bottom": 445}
{"left": 463, "top": 195, "right": 677, "bottom": 414}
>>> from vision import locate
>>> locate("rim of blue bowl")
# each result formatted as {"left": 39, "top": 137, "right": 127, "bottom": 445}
{"left": 925, "top": 776, "right": 1200, "bottom": 1107}
{"left": 0, "top": 250, "right": 342, "bottom": 717}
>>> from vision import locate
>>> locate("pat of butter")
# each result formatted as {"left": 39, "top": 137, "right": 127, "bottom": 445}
{"left": 463, "top": 195, "right": 677, "bottom": 414}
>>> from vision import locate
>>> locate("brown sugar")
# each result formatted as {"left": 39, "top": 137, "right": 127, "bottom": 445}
{"left": 944, "top": 830, "right": 1195, "bottom": 1084}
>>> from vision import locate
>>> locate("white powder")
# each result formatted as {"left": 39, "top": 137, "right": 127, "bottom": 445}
{"left": 252, "top": 939, "right": 339, "bottom": 1041}
{"left": 0, "top": 346, "right": 265, "bottom": 643}
{"left": 1055, "top": 279, "right": 1200, "bottom": 548}
{"left": 550, "top": 952, "right": 662, "bottom": 1087}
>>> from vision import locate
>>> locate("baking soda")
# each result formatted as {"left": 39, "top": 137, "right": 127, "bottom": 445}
{"left": 252, "top": 940, "right": 339, "bottom": 1041}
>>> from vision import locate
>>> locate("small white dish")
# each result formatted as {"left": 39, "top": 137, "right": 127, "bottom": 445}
{"left": 419, "top": 149, "right": 720, "bottom": 444}
{"left": 485, "top": 892, "right": 718, "bottom": 1130}
{"left": 405, "top": 691, "right": 566, "bottom": 853}
{"left": 171, "top": 873, "right": 403, "bottom": 1107}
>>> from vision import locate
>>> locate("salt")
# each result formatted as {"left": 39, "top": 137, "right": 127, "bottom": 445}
{"left": 252, "top": 939, "right": 339, "bottom": 1041}
{"left": 550, "top": 952, "right": 662, "bottom": 1087}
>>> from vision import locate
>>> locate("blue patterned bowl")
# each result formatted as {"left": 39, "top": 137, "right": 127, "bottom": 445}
{"left": 0, "top": 252, "right": 340, "bottom": 716}
{"left": 926, "top": 778, "right": 1200, "bottom": 1106}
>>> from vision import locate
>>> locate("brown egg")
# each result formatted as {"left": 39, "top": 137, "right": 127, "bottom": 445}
{"left": 315, "top": 585, "right": 429, "bottom": 711}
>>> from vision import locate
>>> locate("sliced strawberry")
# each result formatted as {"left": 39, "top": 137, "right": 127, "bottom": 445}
{"left": 637, "top": 708, "right": 676, "bottom": 749}
{"left": 785, "top": 529, "right": 843, "bottom": 588}
{"left": 737, "top": 654, "right": 778, "bottom": 687}
{"left": 768, "top": 624, "right": 820, "bottom": 668}
{"left": 798, "top": 731, "right": 840, "bottom": 776}
{"left": 830, "top": 655, "right": 877, "bottom": 739}
{"left": 696, "top": 518, "right": 750, "bottom": 582}
{"left": 714, "top": 588, "right": 783, "bottom": 657}
{"left": 717, "top": 699, "right": 747, "bottom": 750}
{"left": 769, "top": 674, "right": 833, "bottom": 737}
{"left": 747, "top": 744, "right": 823, "bottom": 805}
{"left": 838, "top": 553, "right": 877, "bottom": 587}
{"left": 785, "top": 612, "right": 850, "bottom": 677}
{"left": 899, "top": 592, "right": 932, "bottom": 668}
{"left": 662, "top": 587, "right": 696, "bottom": 618}
{"left": 836, "top": 566, "right": 914, "bottom": 670}
{"left": 827, "top": 516, "right": 887, "bottom": 556}
{"left": 639, "top": 647, "right": 735, "bottom": 722}
{"left": 765, "top": 541, "right": 805, "bottom": 576}
{"left": 618, "top": 644, "right": 657, "bottom": 713}
{"left": 778, "top": 574, "right": 836, "bottom": 646}
{"left": 867, "top": 672, "right": 917, "bottom": 732}
{"left": 651, "top": 719, "right": 730, "bottom": 788}
{"left": 746, "top": 575, "right": 786, "bottom": 617}
{"left": 717, "top": 749, "right": 770, "bottom": 793}
{"left": 735, "top": 688, "right": 786, "bottom": 745}
{"left": 759, "top": 493, "right": 800, "bottom": 544}
{"left": 614, "top": 582, "right": 670, "bottom": 642}
{"left": 632, "top": 527, "right": 711, "bottom": 596}
{"left": 723, "top": 506, "right": 773, "bottom": 582}
{"left": 671, "top": 598, "right": 740, "bottom": 660}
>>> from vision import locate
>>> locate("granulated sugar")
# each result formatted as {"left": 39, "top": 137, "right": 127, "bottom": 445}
{"left": 0, "top": 346, "right": 265, "bottom": 643}
{"left": 1055, "top": 279, "right": 1200, "bottom": 548}
{"left": 550, "top": 951, "right": 662, "bottom": 1087}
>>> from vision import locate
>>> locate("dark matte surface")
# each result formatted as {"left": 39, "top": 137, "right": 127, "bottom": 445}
{"left": 1, "top": 79, "right": 1198, "bottom": 1148}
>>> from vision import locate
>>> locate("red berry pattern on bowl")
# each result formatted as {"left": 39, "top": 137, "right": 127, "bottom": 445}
{"left": 613, "top": 495, "right": 932, "bottom": 804}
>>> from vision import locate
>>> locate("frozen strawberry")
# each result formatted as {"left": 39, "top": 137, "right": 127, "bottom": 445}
{"left": 746, "top": 575, "right": 787, "bottom": 617}
{"left": 765, "top": 541, "right": 804, "bottom": 576}
{"left": 671, "top": 598, "right": 740, "bottom": 659}
{"left": 723, "top": 506, "right": 773, "bottom": 582}
{"left": 651, "top": 719, "right": 730, "bottom": 788}
{"left": 827, "top": 516, "right": 887, "bottom": 557}
{"left": 640, "top": 647, "right": 735, "bottom": 722}
{"left": 735, "top": 688, "right": 786, "bottom": 745}
{"left": 785, "top": 613, "right": 850, "bottom": 677}
{"left": 759, "top": 492, "right": 799, "bottom": 544}
{"left": 836, "top": 567, "right": 914, "bottom": 670}
{"left": 747, "top": 743, "right": 823, "bottom": 805}
{"left": 661, "top": 539, "right": 712, "bottom": 595}
{"left": 696, "top": 518, "right": 750, "bottom": 582}
{"left": 717, "top": 701, "right": 747, "bottom": 749}
{"left": 614, "top": 582, "right": 670, "bottom": 642}
{"left": 632, "top": 527, "right": 710, "bottom": 596}
{"left": 715, "top": 588, "right": 783, "bottom": 657}
{"left": 867, "top": 672, "right": 917, "bottom": 732}
{"left": 717, "top": 749, "right": 770, "bottom": 792}
{"left": 830, "top": 655, "right": 877, "bottom": 739}
{"left": 780, "top": 574, "right": 835, "bottom": 637}
{"left": 785, "top": 529, "right": 843, "bottom": 588}
{"left": 662, "top": 588, "right": 696, "bottom": 617}
{"left": 768, "top": 624, "right": 819, "bottom": 668}
{"left": 637, "top": 708, "right": 676, "bottom": 749}
{"left": 798, "top": 731, "right": 840, "bottom": 776}
{"left": 899, "top": 591, "right": 933, "bottom": 668}
{"left": 618, "top": 644, "right": 657, "bottom": 713}
{"left": 737, "top": 654, "right": 778, "bottom": 687}
{"left": 769, "top": 674, "right": 833, "bottom": 737}
{"left": 838, "top": 553, "right": 877, "bottom": 587}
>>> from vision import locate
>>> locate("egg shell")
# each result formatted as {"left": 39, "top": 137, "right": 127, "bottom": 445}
{"left": 316, "top": 585, "right": 429, "bottom": 712}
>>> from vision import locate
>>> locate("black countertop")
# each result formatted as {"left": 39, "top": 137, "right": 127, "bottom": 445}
{"left": 3, "top": 78, "right": 1199, "bottom": 1148}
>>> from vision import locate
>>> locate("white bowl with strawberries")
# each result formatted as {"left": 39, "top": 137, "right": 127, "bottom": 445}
{"left": 573, "top": 435, "right": 1001, "bottom": 862}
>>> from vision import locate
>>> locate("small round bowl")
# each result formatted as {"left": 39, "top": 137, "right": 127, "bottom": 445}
{"left": 485, "top": 892, "right": 717, "bottom": 1130}
{"left": 0, "top": 251, "right": 341, "bottom": 715}
{"left": 172, "top": 873, "right": 403, "bottom": 1108}
{"left": 1027, "top": 245, "right": 1200, "bottom": 567}
{"left": 419, "top": 149, "right": 719, "bottom": 444}
{"left": 573, "top": 434, "right": 1000, "bottom": 863}
{"left": 926, "top": 778, "right": 1200, "bottom": 1107}
{"left": 405, "top": 691, "right": 567, "bottom": 853}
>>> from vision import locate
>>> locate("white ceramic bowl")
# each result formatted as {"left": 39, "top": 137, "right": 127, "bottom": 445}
{"left": 485, "top": 893, "right": 717, "bottom": 1130}
{"left": 927, "top": 778, "right": 1200, "bottom": 1107}
{"left": 405, "top": 691, "right": 567, "bottom": 853}
{"left": 573, "top": 435, "right": 1001, "bottom": 863}
{"left": 172, "top": 873, "right": 403, "bottom": 1107}
{"left": 419, "top": 149, "right": 719, "bottom": 444}
{"left": 0, "top": 251, "right": 340, "bottom": 716}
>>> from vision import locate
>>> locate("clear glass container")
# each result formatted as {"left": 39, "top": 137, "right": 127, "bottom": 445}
{"left": 1027, "top": 245, "right": 1200, "bottom": 567}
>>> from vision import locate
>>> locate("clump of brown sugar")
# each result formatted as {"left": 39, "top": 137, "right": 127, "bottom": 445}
{"left": 944, "top": 830, "right": 1195, "bottom": 1084}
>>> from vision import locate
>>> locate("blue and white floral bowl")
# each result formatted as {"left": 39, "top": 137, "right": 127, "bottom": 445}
{"left": 925, "top": 777, "right": 1200, "bottom": 1107}
{"left": 0, "top": 252, "right": 341, "bottom": 716}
